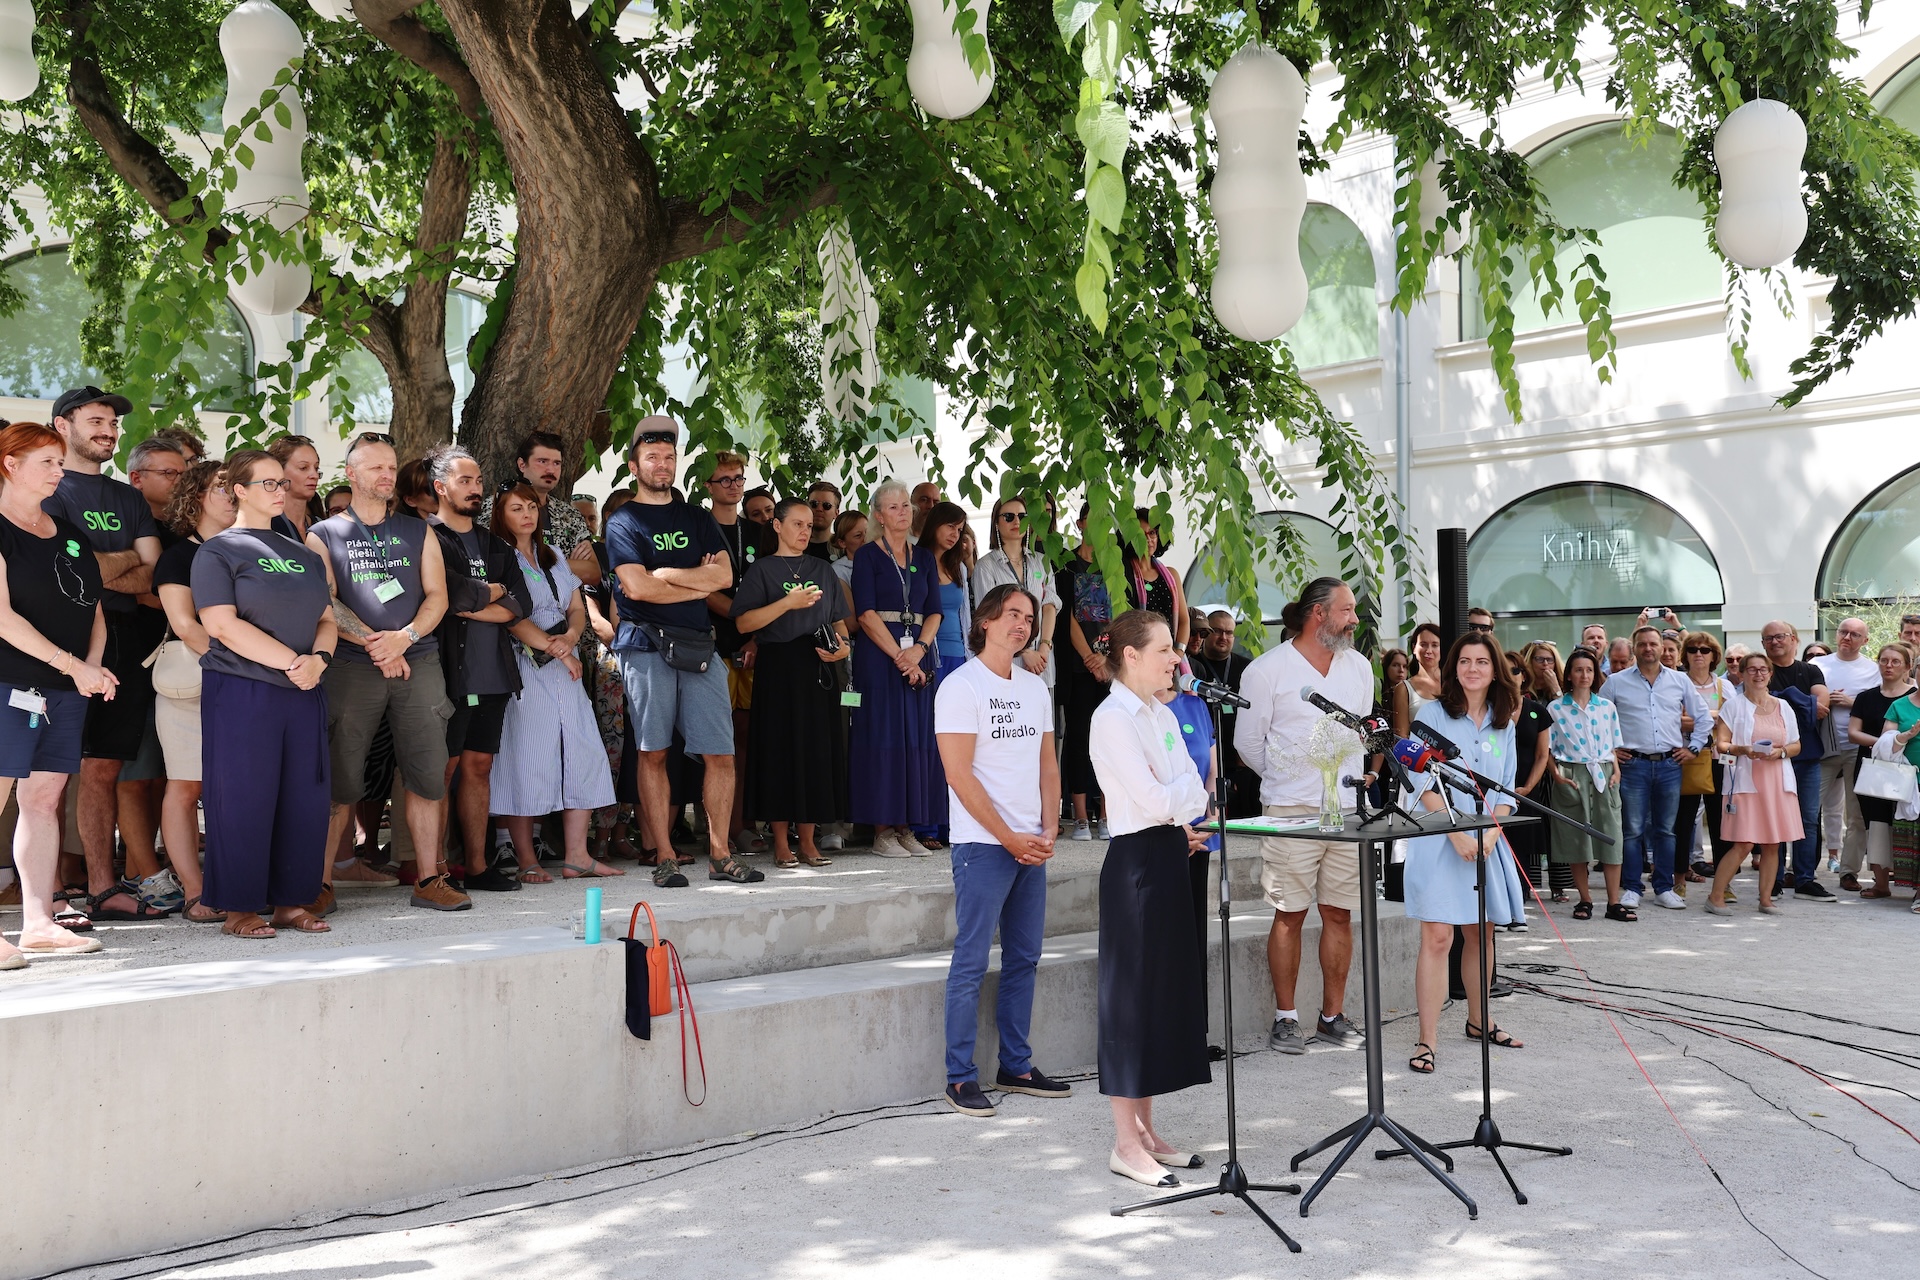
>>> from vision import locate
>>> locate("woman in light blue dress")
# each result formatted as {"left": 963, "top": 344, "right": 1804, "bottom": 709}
{"left": 1404, "top": 631, "right": 1528, "bottom": 1075}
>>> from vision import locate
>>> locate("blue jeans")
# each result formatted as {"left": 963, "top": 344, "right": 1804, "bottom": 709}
{"left": 944, "top": 841, "right": 1048, "bottom": 1084}
{"left": 1620, "top": 757, "right": 1681, "bottom": 896}
{"left": 1783, "top": 756, "right": 1823, "bottom": 888}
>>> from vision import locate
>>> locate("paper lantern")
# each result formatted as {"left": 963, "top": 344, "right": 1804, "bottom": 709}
{"left": 907, "top": 0, "right": 993, "bottom": 120}
{"left": 220, "top": 0, "right": 312, "bottom": 315}
{"left": 0, "top": 0, "right": 38, "bottom": 103}
{"left": 817, "top": 222, "right": 880, "bottom": 422}
{"left": 306, "top": 0, "right": 357, "bottom": 20}
{"left": 1714, "top": 98, "right": 1808, "bottom": 270}
{"left": 1207, "top": 44, "right": 1308, "bottom": 342}
{"left": 1410, "top": 154, "right": 1466, "bottom": 257}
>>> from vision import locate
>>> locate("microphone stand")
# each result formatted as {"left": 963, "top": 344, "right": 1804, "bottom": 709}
{"left": 1375, "top": 759, "right": 1586, "bottom": 1202}
{"left": 1111, "top": 690, "right": 1302, "bottom": 1251}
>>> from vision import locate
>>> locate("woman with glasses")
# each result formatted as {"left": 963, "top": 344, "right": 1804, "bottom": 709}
{"left": 1673, "top": 631, "right": 1735, "bottom": 887}
{"left": 0, "top": 422, "right": 117, "bottom": 966}
{"left": 488, "top": 485, "right": 620, "bottom": 880}
{"left": 152, "top": 459, "right": 236, "bottom": 925}
{"left": 192, "top": 450, "right": 338, "bottom": 940}
{"left": 973, "top": 496, "right": 1062, "bottom": 692}
{"left": 1706, "top": 652, "right": 1804, "bottom": 916}
{"left": 266, "top": 434, "right": 325, "bottom": 542}
{"left": 1844, "top": 642, "right": 1914, "bottom": 905}
{"left": 850, "top": 481, "right": 944, "bottom": 859}
{"left": 732, "top": 497, "right": 852, "bottom": 867}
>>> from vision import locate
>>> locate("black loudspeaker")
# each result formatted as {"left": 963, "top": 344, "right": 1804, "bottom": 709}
{"left": 1437, "top": 527, "right": 1469, "bottom": 652}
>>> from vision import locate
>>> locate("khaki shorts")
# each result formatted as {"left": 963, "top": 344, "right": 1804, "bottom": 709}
{"left": 1259, "top": 804, "right": 1362, "bottom": 913}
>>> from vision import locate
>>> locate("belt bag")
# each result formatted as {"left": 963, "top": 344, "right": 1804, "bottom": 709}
{"left": 143, "top": 636, "right": 202, "bottom": 700}
{"left": 641, "top": 622, "right": 715, "bottom": 674}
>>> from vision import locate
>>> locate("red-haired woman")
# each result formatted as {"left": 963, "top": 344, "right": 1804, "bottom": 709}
{"left": 0, "top": 423, "right": 117, "bottom": 967}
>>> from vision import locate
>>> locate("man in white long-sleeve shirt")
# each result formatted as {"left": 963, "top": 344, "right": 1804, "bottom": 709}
{"left": 1233, "top": 578, "right": 1373, "bottom": 1055}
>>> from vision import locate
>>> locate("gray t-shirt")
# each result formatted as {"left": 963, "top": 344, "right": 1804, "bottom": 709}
{"left": 309, "top": 508, "right": 438, "bottom": 664}
{"left": 730, "top": 553, "right": 850, "bottom": 645}
{"left": 452, "top": 526, "right": 515, "bottom": 696}
{"left": 189, "top": 528, "right": 332, "bottom": 689}
{"left": 43, "top": 469, "right": 159, "bottom": 614}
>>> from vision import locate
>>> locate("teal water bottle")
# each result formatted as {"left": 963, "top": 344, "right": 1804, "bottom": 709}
{"left": 583, "top": 885, "right": 603, "bottom": 944}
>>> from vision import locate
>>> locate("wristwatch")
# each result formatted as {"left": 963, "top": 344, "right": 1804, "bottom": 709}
{"left": 403, "top": 625, "right": 422, "bottom": 644}
{"left": 316, "top": 650, "right": 334, "bottom": 667}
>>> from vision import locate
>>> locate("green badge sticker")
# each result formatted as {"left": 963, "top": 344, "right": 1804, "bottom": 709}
{"left": 1182, "top": 722, "right": 1194, "bottom": 734}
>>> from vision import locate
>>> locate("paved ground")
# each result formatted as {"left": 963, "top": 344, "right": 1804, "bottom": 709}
{"left": 57, "top": 861, "right": 1920, "bottom": 1280}
{"left": 0, "top": 835, "right": 1122, "bottom": 984}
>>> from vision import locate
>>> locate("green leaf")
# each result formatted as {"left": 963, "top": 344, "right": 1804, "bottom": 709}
{"left": 1076, "top": 99, "right": 1129, "bottom": 169}
{"left": 1055, "top": 0, "right": 1101, "bottom": 40}
{"left": 1087, "top": 164, "right": 1126, "bottom": 232}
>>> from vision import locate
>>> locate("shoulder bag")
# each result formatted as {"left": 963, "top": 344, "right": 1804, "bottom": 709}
{"left": 1857, "top": 755, "right": 1918, "bottom": 803}
{"left": 619, "top": 901, "right": 708, "bottom": 1105}
{"left": 143, "top": 633, "right": 203, "bottom": 700}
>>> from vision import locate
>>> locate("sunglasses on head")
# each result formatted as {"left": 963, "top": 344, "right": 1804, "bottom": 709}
{"left": 352, "top": 431, "right": 393, "bottom": 447}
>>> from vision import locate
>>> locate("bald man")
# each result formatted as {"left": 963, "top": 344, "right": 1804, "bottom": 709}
{"left": 910, "top": 482, "right": 941, "bottom": 536}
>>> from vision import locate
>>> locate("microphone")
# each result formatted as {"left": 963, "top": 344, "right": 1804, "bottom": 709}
{"left": 1411, "top": 721, "right": 1462, "bottom": 760}
{"left": 1299, "top": 687, "right": 1391, "bottom": 743}
{"left": 1389, "top": 737, "right": 1445, "bottom": 774}
{"left": 1179, "top": 672, "right": 1251, "bottom": 708}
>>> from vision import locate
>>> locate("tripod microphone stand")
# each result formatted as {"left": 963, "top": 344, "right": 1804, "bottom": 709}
{"left": 1111, "top": 691, "right": 1302, "bottom": 1251}
{"left": 1376, "top": 758, "right": 1599, "bottom": 1201}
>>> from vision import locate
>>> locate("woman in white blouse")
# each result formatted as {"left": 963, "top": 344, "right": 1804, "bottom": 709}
{"left": 972, "top": 496, "right": 1061, "bottom": 688}
{"left": 1088, "top": 609, "right": 1214, "bottom": 1189}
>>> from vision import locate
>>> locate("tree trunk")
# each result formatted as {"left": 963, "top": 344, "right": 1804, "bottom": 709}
{"left": 383, "top": 130, "right": 475, "bottom": 463}
{"left": 438, "top": 0, "right": 666, "bottom": 487}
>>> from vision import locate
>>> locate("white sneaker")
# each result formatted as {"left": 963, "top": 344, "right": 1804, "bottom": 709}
{"left": 871, "top": 829, "right": 913, "bottom": 859}
{"left": 1070, "top": 820, "right": 1093, "bottom": 842}
{"left": 899, "top": 831, "right": 933, "bottom": 857}
{"left": 1652, "top": 890, "right": 1687, "bottom": 910}
{"left": 1619, "top": 889, "right": 1642, "bottom": 909}
{"left": 817, "top": 832, "right": 845, "bottom": 851}
{"left": 1094, "top": 819, "right": 1111, "bottom": 841}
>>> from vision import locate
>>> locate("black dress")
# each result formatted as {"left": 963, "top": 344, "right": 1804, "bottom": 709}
{"left": 1098, "top": 824, "right": 1212, "bottom": 1098}
{"left": 1509, "top": 698, "right": 1555, "bottom": 886}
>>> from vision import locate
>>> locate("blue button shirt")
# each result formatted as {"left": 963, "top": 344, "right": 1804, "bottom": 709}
{"left": 1606, "top": 664, "right": 1712, "bottom": 753}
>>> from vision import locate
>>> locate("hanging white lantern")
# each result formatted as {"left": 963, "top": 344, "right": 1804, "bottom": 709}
{"left": 0, "top": 0, "right": 38, "bottom": 102}
{"left": 1409, "top": 154, "right": 1466, "bottom": 257}
{"left": 305, "top": 0, "right": 357, "bottom": 20}
{"left": 906, "top": 0, "right": 994, "bottom": 120}
{"left": 1713, "top": 98, "right": 1808, "bottom": 270}
{"left": 1207, "top": 44, "right": 1308, "bottom": 342}
{"left": 817, "top": 222, "right": 880, "bottom": 422}
{"left": 220, "top": 0, "right": 312, "bottom": 315}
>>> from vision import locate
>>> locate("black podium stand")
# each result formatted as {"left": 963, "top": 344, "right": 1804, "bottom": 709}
{"left": 1283, "top": 809, "right": 1536, "bottom": 1220}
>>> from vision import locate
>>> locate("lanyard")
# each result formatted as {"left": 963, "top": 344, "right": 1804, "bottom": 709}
{"left": 346, "top": 504, "right": 398, "bottom": 579}
{"left": 878, "top": 532, "right": 913, "bottom": 641}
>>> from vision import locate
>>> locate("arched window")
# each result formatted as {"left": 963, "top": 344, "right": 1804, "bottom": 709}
{"left": 1467, "top": 482, "right": 1725, "bottom": 655}
{"left": 1463, "top": 124, "right": 1722, "bottom": 339}
{"left": 1283, "top": 204, "right": 1378, "bottom": 368}
{"left": 0, "top": 247, "right": 254, "bottom": 410}
{"left": 332, "top": 287, "right": 490, "bottom": 426}
{"left": 1818, "top": 466, "right": 1920, "bottom": 605}
{"left": 1877, "top": 56, "right": 1920, "bottom": 133}
{"left": 1184, "top": 511, "right": 1371, "bottom": 629}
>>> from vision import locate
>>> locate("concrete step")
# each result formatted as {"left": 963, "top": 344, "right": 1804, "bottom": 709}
{"left": 2, "top": 901, "right": 1419, "bottom": 1278}
{"left": 651, "top": 845, "right": 1271, "bottom": 983}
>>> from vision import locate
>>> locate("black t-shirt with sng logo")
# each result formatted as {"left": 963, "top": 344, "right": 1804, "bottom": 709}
{"left": 43, "top": 470, "right": 159, "bottom": 615}
{"left": 604, "top": 496, "right": 728, "bottom": 646}
{"left": 730, "top": 555, "right": 851, "bottom": 645}
{"left": 189, "top": 529, "right": 332, "bottom": 689}
{"left": 0, "top": 515, "right": 105, "bottom": 692}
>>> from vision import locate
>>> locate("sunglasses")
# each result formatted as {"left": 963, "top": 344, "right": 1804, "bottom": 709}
{"left": 1466, "top": 622, "right": 1494, "bottom": 632}
{"left": 809, "top": 499, "right": 837, "bottom": 509}
{"left": 1685, "top": 645, "right": 1714, "bottom": 655}
{"left": 998, "top": 511, "right": 1026, "bottom": 522}
{"left": 352, "top": 431, "right": 394, "bottom": 446}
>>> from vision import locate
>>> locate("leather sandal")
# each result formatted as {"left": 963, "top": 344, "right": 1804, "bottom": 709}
{"left": 1409, "top": 1043, "right": 1436, "bottom": 1074}
{"left": 1464, "top": 1020, "right": 1524, "bottom": 1049}
{"left": 1571, "top": 900, "right": 1594, "bottom": 920}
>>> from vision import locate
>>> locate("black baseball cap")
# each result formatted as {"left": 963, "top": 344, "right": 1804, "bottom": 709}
{"left": 51, "top": 385, "right": 134, "bottom": 421}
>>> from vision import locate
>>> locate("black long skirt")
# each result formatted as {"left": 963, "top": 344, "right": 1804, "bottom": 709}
{"left": 1098, "top": 825, "right": 1212, "bottom": 1098}
{"left": 744, "top": 635, "right": 849, "bottom": 824}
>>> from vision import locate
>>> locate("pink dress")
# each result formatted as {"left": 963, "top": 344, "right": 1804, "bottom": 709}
{"left": 1720, "top": 699, "right": 1805, "bottom": 845}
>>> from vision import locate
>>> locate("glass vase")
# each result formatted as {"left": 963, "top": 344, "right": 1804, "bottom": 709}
{"left": 1317, "top": 770, "right": 1346, "bottom": 832}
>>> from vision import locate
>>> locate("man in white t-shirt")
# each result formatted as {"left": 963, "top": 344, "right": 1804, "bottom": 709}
{"left": 933, "top": 583, "right": 1071, "bottom": 1118}
{"left": 1814, "top": 618, "right": 1878, "bottom": 886}
{"left": 1234, "top": 578, "right": 1373, "bottom": 1056}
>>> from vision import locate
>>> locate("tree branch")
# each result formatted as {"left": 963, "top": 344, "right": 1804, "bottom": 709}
{"left": 353, "top": 0, "right": 487, "bottom": 123}
{"left": 659, "top": 180, "right": 841, "bottom": 265}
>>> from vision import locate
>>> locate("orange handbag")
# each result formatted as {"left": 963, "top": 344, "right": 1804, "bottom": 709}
{"left": 621, "top": 901, "right": 707, "bottom": 1106}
